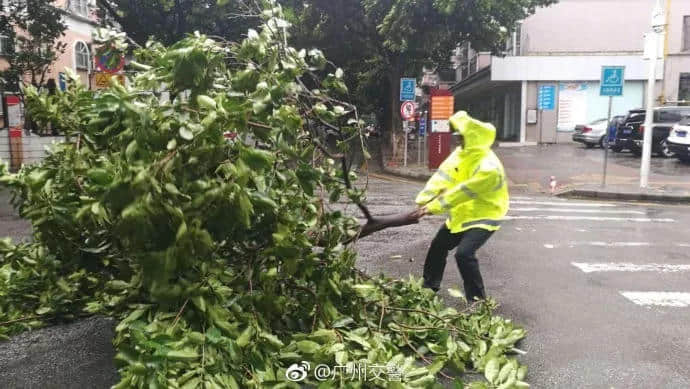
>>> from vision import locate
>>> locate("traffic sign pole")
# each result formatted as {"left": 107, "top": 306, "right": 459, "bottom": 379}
{"left": 602, "top": 96, "right": 613, "bottom": 187}
{"left": 599, "top": 66, "right": 625, "bottom": 188}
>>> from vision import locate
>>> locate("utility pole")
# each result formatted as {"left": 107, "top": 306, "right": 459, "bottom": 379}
{"left": 640, "top": 0, "right": 666, "bottom": 189}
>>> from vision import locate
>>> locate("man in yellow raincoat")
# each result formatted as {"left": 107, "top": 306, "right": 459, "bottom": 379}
{"left": 414, "top": 111, "right": 509, "bottom": 301}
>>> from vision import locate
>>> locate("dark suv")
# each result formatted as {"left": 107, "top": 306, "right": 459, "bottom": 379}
{"left": 632, "top": 107, "right": 690, "bottom": 157}
{"left": 614, "top": 107, "right": 690, "bottom": 157}
{"left": 612, "top": 109, "right": 645, "bottom": 152}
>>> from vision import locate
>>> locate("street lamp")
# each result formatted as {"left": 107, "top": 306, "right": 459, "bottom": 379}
{"left": 640, "top": 0, "right": 665, "bottom": 188}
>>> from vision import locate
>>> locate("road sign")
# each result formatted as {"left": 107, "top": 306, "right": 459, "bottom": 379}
{"left": 400, "top": 101, "right": 415, "bottom": 120}
{"left": 537, "top": 85, "right": 555, "bottom": 110}
{"left": 600, "top": 66, "right": 624, "bottom": 96}
{"left": 400, "top": 78, "right": 416, "bottom": 101}
{"left": 95, "top": 46, "right": 125, "bottom": 74}
{"left": 94, "top": 72, "right": 125, "bottom": 89}
{"left": 419, "top": 114, "right": 427, "bottom": 136}
{"left": 58, "top": 72, "right": 66, "bottom": 91}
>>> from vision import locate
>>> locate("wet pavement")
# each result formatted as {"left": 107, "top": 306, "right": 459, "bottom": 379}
{"left": 354, "top": 175, "right": 690, "bottom": 388}
{"left": 498, "top": 144, "right": 690, "bottom": 192}
{"left": 2, "top": 174, "right": 690, "bottom": 388}
{"left": 385, "top": 143, "right": 690, "bottom": 195}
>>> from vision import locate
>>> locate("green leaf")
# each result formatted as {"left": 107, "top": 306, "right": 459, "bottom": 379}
{"left": 197, "top": 95, "right": 217, "bottom": 110}
{"left": 179, "top": 127, "right": 194, "bottom": 140}
{"left": 484, "top": 358, "right": 500, "bottom": 383}
{"left": 35, "top": 306, "right": 51, "bottom": 315}
{"left": 166, "top": 349, "right": 199, "bottom": 361}
{"left": 260, "top": 331, "right": 285, "bottom": 348}
{"left": 296, "top": 340, "right": 320, "bottom": 354}
{"left": 447, "top": 288, "right": 465, "bottom": 299}
{"left": 517, "top": 365, "right": 527, "bottom": 381}
{"left": 332, "top": 317, "right": 354, "bottom": 328}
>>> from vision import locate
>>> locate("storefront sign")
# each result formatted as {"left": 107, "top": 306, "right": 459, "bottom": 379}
{"left": 431, "top": 120, "right": 450, "bottom": 133}
{"left": 557, "top": 83, "right": 588, "bottom": 131}
{"left": 430, "top": 96, "right": 454, "bottom": 120}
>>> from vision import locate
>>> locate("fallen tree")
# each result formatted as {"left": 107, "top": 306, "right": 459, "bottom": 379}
{"left": 0, "top": 4, "right": 528, "bottom": 388}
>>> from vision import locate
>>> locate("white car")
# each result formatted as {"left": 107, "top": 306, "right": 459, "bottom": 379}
{"left": 667, "top": 117, "right": 690, "bottom": 163}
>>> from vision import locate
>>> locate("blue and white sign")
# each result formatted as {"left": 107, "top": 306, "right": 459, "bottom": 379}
{"left": 600, "top": 66, "right": 625, "bottom": 96}
{"left": 419, "top": 115, "right": 427, "bottom": 136}
{"left": 400, "top": 78, "right": 416, "bottom": 101}
{"left": 58, "top": 72, "right": 67, "bottom": 91}
{"left": 538, "top": 85, "right": 556, "bottom": 111}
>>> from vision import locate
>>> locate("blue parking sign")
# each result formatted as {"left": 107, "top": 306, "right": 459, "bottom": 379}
{"left": 600, "top": 66, "right": 624, "bottom": 96}
{"left": 400, "top": 78, "right": 416, "bottom": 101}
{"left": 538, "top": 85, "right": 555, "bottom": 111}
{"left": 419, "top": 115, "right": 427, "bottom": 136}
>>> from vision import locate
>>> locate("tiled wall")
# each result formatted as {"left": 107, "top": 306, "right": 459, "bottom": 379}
{"left": 0, "top": 130, "right": 65, "bottom": 166}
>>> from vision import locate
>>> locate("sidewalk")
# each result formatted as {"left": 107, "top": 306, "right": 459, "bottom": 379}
{"left": 382, "top": 144, "right": 690, "bottom": 202}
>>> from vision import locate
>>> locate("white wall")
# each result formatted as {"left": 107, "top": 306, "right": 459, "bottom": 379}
{"left": 491, "top": 56, "right": 663, "bottom": 81}
{"left": 0, "top": 130, "right": 64, "bottom": 165}
{"left": 522, "top": 0, "right": 656, "bottom": 55}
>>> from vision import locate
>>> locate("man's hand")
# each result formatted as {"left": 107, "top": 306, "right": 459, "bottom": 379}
{"left": 410, "top": 206, "right": 429, "bottom": 220}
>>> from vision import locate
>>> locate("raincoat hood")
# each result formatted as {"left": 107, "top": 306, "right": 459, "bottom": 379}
{"left": 448, "top": 111, "right": 496, "bottom": 154}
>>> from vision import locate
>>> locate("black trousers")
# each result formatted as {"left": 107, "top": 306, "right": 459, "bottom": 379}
{"left": 422, "top": 225, "right": 494, "bottom": 301}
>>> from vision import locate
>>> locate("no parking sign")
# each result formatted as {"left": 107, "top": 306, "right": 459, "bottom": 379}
{"left": 400, "top": 101, "right": 415, "bottom": 121}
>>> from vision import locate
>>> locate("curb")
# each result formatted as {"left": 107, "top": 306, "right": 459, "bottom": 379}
{"left": 380, "top": 167, "right": 433, "bottom": 182}
{"left": 557, "top": 188, "right": 690, "bottom": 204}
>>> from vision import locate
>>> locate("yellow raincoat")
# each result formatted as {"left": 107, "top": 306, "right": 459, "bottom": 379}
{"left": 415, "top": 111, "right": 509, "bottom": 233}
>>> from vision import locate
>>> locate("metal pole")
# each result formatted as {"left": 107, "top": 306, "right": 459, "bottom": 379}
{"left": 641, "top": 0, "right": 665, "bottom": 188}
{"left": 640, "top": 49, "right": 657, "bottom": 188}
{"left": 602, "top": 96, "right": 613, "bottom": 187}
{"left": 416, "top": 134, "right": 420, "bottom": 165}
{"left": 538, "top": 109, "right": 543, "bottom": 144}
{"left": 403, "top": 123, "right": 408, "bottom": 167}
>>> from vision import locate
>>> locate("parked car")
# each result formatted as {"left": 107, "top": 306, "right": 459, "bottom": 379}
{"left": 572, "top": 118, "right": 609, "bottom": 148}
{"left": 613, "top": 109, "right": 645, "bottom": 152}
{"left": 607, "top": 115, "right": 626, "bottom": 146}
{"left": 631, "top": 106, "right": 690, "bottom": 157}
{"left": 667, "top": 117, "right": 690, "bottom": 163}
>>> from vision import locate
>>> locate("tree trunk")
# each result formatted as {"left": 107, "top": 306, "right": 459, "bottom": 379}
{"left": 384, "top": 56, "right": 403, "bottom": 165}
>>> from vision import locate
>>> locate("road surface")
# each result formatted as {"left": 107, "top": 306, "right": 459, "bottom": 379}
{"left": 354, "top": 174, "right": 690, "bottom": 388}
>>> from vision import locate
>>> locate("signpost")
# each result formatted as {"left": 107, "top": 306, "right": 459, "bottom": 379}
{"left": 537, "top": 85, "right": 556, "bottom": 143}
{"left": 600, "top": 66, "right": 625, "bottom": 187}
{"left": 418, "top": 112, "right": 427, "bottom": 164}
{"left": 400, "top": 101, "right": 416, "bottom": 167}
{"left": 400, "top": 78, "right": 416, "bottom": 101}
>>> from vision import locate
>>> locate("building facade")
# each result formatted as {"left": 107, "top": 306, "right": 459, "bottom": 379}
{"left": 1, "top": 0, "right": 99, "bottom": 166}
{"left": 451, "top": 0, "right": 690, "bottom": 144}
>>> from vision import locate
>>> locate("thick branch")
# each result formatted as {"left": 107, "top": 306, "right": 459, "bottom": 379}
{"left": 349, "top": 209, "right": 421, "bottom": 243}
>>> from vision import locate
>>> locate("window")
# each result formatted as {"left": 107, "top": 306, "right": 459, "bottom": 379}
{"left": 0, "top": 35, "right": 10, "bottom": 56}
{"left": 680, "top": 73, "right": 690, "bottom": 101}
{"left": 684, "top": 16, "right": 690, "bottom": 52}
{"left": 74, "top": 41, "right": 90, "bottom": 70}
{"left": 70, "top": 0, "right": 89, "bottom": 16}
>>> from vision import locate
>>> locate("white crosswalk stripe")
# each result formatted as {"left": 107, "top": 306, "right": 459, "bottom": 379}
{"left": 572, "top": 262, "right": 690, "bottom": 273}
{"left": 545, "top": 241, "right": 690, "bottom": 248}
{"left": 505, "top": 215, "right": 675, "bottom": 223}
{"left": 510, "top": 200, "right": 617, "bottom": 207}
{"left": 620, "top": 292, "right": 690, "bottom": 307}
{"left": 511, "top": 196, "right": 688, "bottom": 307}
{"left": 511, "top": 207, "right": 645, "bottom": 215}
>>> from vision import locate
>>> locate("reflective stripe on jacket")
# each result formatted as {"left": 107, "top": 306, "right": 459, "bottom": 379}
{"left": 415, "top": 111, "right": 509, "bottom": 233}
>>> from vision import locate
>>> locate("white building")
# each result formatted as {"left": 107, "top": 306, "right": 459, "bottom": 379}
{"left": 451, "top": 0, "right": 690, "bottom": 144}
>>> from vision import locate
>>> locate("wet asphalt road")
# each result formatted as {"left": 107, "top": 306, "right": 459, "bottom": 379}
{"left": 354, "top": 175, "right": 690, "bottom": 389}
{"left": 2, "top": 174, "right": 689, "bottom": 388}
